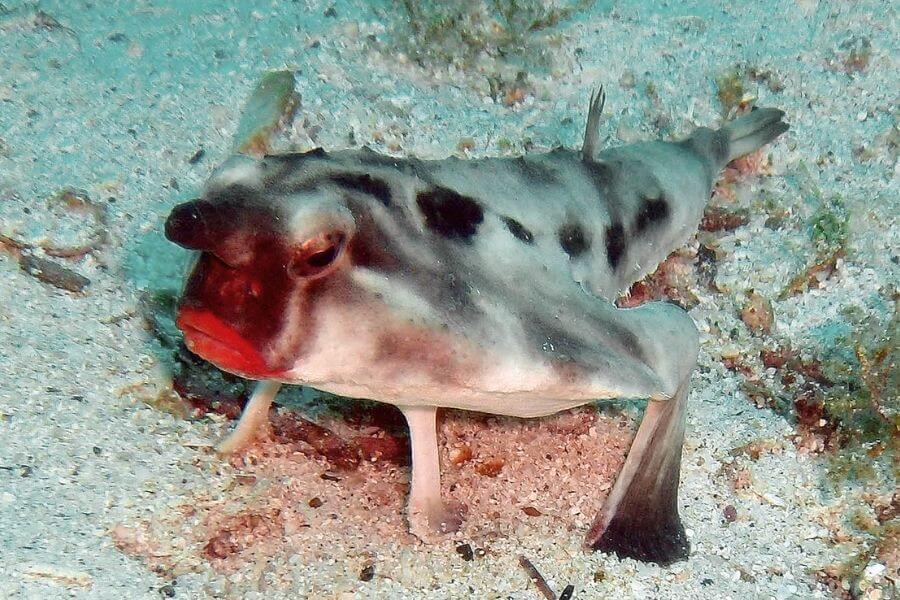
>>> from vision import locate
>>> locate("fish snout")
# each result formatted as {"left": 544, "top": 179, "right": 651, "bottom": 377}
{"left": 165, "top": 199, "right": 219, "bottom": 251}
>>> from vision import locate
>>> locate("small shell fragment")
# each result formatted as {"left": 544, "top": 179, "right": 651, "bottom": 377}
{"left": 475, "top": 457, "right": 504, "bottom": 477}
{"left": 741, "top": 291, "right": 774, "bottom": 334}
{"left": 21, "top": 564, "right": 92, "bottom": 588}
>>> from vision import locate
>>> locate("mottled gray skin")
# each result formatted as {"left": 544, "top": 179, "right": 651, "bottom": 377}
{"left": 166, "top": 98, "right": 788, "bottom": 563}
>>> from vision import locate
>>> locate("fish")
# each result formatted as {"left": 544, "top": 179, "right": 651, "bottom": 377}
{"left": 164, "top": 87, "right": 788, "bottom": 565}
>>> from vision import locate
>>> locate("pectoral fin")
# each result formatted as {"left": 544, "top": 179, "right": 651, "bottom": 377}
{"left": 215, "top": 379, "right": 281, "bottom": 455}
{"left": 399, "top": 405, "right": 464, "bottom": 541}
{"left": 585, "top": 373, "right": 691, "bottom": 565}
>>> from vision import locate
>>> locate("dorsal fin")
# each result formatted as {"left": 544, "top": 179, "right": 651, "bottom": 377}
{"left": 581, "top": 86, "right": 606, "bottom": 160}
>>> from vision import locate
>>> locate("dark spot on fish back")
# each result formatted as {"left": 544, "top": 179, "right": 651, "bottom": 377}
{"left": 261, "top": 149, "right": 329, "bottom": 187}
{"left": 268, "top": 147, "right": 327, "bottom": 163}
{"left": 416, "top": 186, "right": 484, "bottom": 240}
{"left": 605, "top": 222, "right": 626, "bottom": 269}
{"left": 502, "top": 217, "right": 534, "bottom": 244}
{"left": 581, "top": 159, "right": 615, "bottom": 188}
{"left": 581, "top": 160, "right": 619, "bottom": 220}
{"left": 330, "top": 173, "right": 393, "bottom": 206}
{"left": 512, "top": 157, "right": 561, "bottom": 186}
{"left": 558, "top": 222, "right": 590, "bottom": 257}
{"left": 633, "top": 196, "right": 670, "bottom": 233}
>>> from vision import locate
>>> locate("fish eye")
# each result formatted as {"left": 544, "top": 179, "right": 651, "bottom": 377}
{"left": 287, "top": 230, "right": 347, "bottom": 279}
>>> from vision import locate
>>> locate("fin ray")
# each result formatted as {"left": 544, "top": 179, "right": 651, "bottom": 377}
{"left": 723, "top": 107, "right": 789, "bottom": 163}
{"left": 582, "top": 86, "right": 606, "bottom": 160}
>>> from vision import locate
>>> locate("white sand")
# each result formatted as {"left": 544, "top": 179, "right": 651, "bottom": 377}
{"left": 1, "top": 1, "right": 896, "bottom": 598}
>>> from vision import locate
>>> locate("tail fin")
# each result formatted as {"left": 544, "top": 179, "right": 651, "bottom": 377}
{"left": 722, "top": 108, "right": 789, "bottom": 163}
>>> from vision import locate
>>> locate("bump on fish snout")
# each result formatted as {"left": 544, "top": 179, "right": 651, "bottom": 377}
{"left": 165, "top": 199, "right": 216, "bottom": 251}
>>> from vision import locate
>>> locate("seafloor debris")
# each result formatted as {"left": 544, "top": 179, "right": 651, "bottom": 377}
{"left": 715, "top": 66, "right": 756, "bottom": 117}
{"left": 379, "top": 0, "right": 588, "bottom": 101}
{"left": 714, "top": 62, "right": 786, "bottom": 119}
{"left": 475, "top": 456, "right": 505, "bottom": 477}
{"left": 270, "top": 412, "right": 360, "bottom": 471}
{"left": 740, "top": 291, "right": 775, "bottom": 334}
{"left": 723, "top": 504, "right": 738, "bottom": 523}
{"left": 448, "top": 443, "right": 474, "bottom": 465}
{"left": 0, "top": 5, "right": 80, "bottom": 48}
{"left": 113, "top": 403, "right": 631, "bottom": 583}
{"left": 518, "top": 555, "right": 556, "bottom": 600}
{"left": 232, "top": 70, "right": 300, "bottom": 156}
{"left": 780, "top": 173, "right": 849, "bottom": 300}
{"left": 171, "top": 362, "right": 248, "bottom": 420}
{"left": 20, "top": 564, "right": 92, "bottom": 588}
{"left": 817, "top": 540, "right": 896, "bottom": 600}
{"left": 747, "top": 65, "right": 785, "bottom": 93}
{"left": 358, "top": 563, "right": 375, "bottom": 582}
{"left": 456, "top": 136, "right": 476, "bottom": 154}
{"left": 700, "top": 206, "right": 751, "bottom": 232}
{"left": 455, "top": 543, "right": 474, "bottom": 561}
{"left": 0, "top": 187, "right": 108, "bottom": 260}
{"left": 187, "top": 147, "right": 205, "bottom": 164}
{"left": 202, "top": 507, "right": 285, "bottom": 561}
{"left": 617, "top": 251, "right": 700, "bottom": 309}
{"left": 487, "top": 71, "right": 533, "bottom": 106}
{"left": 715, "top": 68, "right": 744, "bottom": 115}
{"left": 18, "top": 254, "right": 90, "bottom": 293}
{"left": 713, "top": 147, "right": 776, "bottom": 204}
{"left": 779, "top": 248, "right": 844, "bottom": 300}
{"left": 824, "top": 35, "right": 873, "bottom": 75}
{"left": 726, "top": 292, "right": 897, "bottom": 530}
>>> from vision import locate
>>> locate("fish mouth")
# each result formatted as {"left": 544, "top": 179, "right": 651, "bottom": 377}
{"left": 176, "top": 307, "right": 281, "bottom": 379}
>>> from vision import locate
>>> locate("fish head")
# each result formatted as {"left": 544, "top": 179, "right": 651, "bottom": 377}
{"left": 164, "top": 153, "right": 360, "bottom": 380}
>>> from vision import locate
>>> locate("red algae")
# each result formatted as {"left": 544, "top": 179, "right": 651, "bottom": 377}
{"left": 700, "top": 206, "right": 751, "bottom": 232}
{"left": 111, "top": 405, "right": 633, "bottom": 577}
{"left": 202, "top": 507, "right": 286, "bottom": 561}
{"left": 617, "top": 252, "right": 700, "bottom": 309}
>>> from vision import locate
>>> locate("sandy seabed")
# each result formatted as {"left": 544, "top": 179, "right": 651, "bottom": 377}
{"left": 1, "top": 1, "right": 897, "bottom": 598}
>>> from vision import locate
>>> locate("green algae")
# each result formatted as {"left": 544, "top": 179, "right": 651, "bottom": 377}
{"left": 804, "top": 301, "right": 897, "bottom": 597}
{"left": 810, "top": 196, "right": 850, "bottom": 253}
{"left": 398, "top": 0, "right": 587, "bottom": 65}
{"left": 390, "top": 0, "right": 589, "bottom": 98}
{"left": 779, "top": 164, "right": 851, "bottom": 300}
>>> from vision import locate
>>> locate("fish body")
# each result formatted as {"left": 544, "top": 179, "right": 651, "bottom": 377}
{"left": 165, "top": 93, "right": 788, "bottom": 564}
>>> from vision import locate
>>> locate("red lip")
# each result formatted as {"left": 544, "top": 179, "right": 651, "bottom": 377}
{"left": 176, "top": 308, "right": 279, "bottom": 379}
